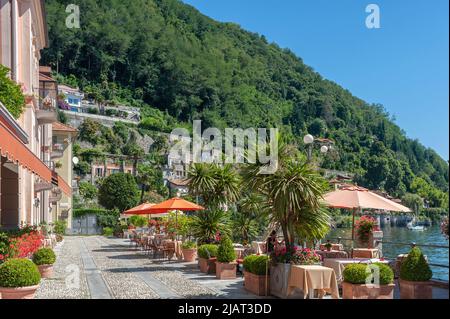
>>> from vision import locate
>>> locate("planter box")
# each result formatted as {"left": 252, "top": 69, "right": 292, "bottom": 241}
{"left": 216, "top": 262, "right": 237, "bottom": 280}
{"left": 0, "top": 285, "right": 39, "bottom": 299}
{"left": 38, "top": 265, "right": 54, "bottom": 278}
{"left": 182, "top": 248, "right": 197, "bottom": 262}
{"left": 199, "top": 257, "right": 217, "bottom": 274}
{"left": 399, "top": 279, "right": 433, "bottom": 299}
{"left": 244, "top": 271, "right": 270, "bottom": 296}
{"left": 269, "top": 264, "right": 302, "bottom": 299}
{"left": 342, "top": 282, "right": 395, "bottom": 299}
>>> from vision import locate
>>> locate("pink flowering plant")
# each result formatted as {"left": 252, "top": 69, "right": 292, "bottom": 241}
{"left": 272, "top": 245, "right": 321, "bottom": 265}
{"left": 0, "top": 225, "right": 44, "bottom": 263}
{"left": 355, "top": 215, "right": 378, "bottom": 243}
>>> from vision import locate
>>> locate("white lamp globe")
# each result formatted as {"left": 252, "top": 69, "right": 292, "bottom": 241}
{"left": 72, "top": 156, "right": 79, "bottom": 165}
{"left": 320, "top": 146, "right": 329, "bottom": 154}
{"left": 303, "top": 134, "right": 314, "bottom": 145}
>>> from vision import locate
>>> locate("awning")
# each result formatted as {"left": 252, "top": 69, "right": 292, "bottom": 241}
{"left": 0, "top": 120, "right": 71, "bottom": 196}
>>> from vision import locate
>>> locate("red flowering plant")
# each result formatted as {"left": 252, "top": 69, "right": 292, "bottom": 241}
{"left": 0, "top": 232, "right": 14, "bottom": 264}
{"left": 355, "top": 215, "right": 379, "bottom": 243}
{"left": 0, "top": 225, "right": 44, "bottom": 262}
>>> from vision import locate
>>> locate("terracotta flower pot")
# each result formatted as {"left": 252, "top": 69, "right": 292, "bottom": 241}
{"left": 0, "top": 285, "right": 40, "bottom": 299}
{"left": 216, "top": 262, "right": 237, "bottom": 280}
{"left": 38, "top": 265, "right": 54, "bottom": 278}
{"left": 182, "top": 248, "right": 197, "bottom": 262}
{"left": 342, "top": 282, "right": 395, "bottom": 299}
{"left": 399, "top": 279, "right": 433, "bottom": 299}
{"left": 244, "top": 271, "right": 270, "bottom": 296}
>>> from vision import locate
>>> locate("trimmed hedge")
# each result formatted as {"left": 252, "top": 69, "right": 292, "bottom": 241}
{"left": 217, "top": 236, "right": 236, "bottom": 263}
{"left": 243, "top": 255, "right": 270, "bottom": 276}
{"left": 198, "top": 245, "right": 218, "bottom": 259}
{"left": 0, "top": 258, "right": 41, "bottom": 288}
{"left": 73, "top": 208, "right": 108, "bottom": 218}
{"left": 32, "top": 248, "right": 56, "bottom": 266}
{"left": 343, "top": 263, "right": 394, "bottom": 285}
{"left": 400, "top": 247, "right": 432, "bottom": 282}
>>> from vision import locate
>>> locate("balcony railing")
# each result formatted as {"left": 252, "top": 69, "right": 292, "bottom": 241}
{"left": 36, "top": 98, "right": 58, "bottom": 125}
{"left": 51, "top": 143, "right": 65, "bottom": 159}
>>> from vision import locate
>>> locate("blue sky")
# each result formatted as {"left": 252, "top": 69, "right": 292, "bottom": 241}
{"left": 182, "top": 0, "right": 449, "bottom": 160}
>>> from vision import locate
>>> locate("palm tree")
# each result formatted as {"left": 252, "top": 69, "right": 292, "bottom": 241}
{"left": 242, "top": 140, "right": 330, "bottom": 250}
{"left": 190, "top": 209, "right": 231, "bottom": 244}
{"left": 137, "top": 164, "right": 154, "bottom": 203}
{"left": 230, "top": 211, "right": 259, "bottom": 244}
{"left": 187, "top": 163, "right": 241, "bottom": 209}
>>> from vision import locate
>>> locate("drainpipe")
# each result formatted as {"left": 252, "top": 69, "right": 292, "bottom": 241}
{"left": 11, "top": 0, "right": 19, "bottom": 81}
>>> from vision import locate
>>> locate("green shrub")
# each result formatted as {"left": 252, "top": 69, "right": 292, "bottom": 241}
{"left": 53, "top": 220, "right": 66, "bottom": 235}
{"left": 181, "top": 241, "right": 197, "bottom": 249}
{"left": 0, "top": 64, "right": 25, "bottom": 119}
{"left": 243, "top": 255, "right": 270, "bottom": 275}
{"left": 400, "top": 247, "right": 432, "bottom": 282}
{"left": 343, "top": 263, "right": 394, "bottom": 285}
{"left": 217, "top": 236, "right": 236, "bottom": 263}
{"left": 103, "top": 227, "right": 114, "bottom": 237}
{"left": 0, "top": 258, "right": 41, "bottom": 288}
{"left": 32, "top": 248, "right": 56, "bottom": 266}
{"left": 73, "top": 208, "right": 109, "bottom": 218}
{"left": 198, "top": 244, "right": 218, "bottom": 259}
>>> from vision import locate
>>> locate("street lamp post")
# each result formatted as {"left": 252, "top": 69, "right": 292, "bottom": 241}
{"left": 303, "top": 134, "right": 330, "bottom": 163}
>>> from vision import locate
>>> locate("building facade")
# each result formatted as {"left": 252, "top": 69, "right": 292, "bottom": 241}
{"left": 0, "top": 0, "right": 72, "bottom": 230}
{"left": 58, "top": 84, "right": 84, "bottom": 112}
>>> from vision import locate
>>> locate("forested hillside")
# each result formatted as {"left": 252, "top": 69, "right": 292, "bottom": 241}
{"left": 42, "top": 0, "right": 448, "bottom": 208}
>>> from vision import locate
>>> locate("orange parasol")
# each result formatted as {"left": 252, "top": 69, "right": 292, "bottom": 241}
{"left": 146, "top": 197, "right": 205, "bottom": 214}
{"left": 123, "top": 203, "right": 157, "bottom": 215}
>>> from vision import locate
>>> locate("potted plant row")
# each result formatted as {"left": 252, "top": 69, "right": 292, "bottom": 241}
{"left": 0, "top": 258, "right": 41, "bottom": 299}
{"left": 399, "top": 247, "right": 433, "bottom": 299}
{"left": 216, "top": 237, "right": 237, "bottom": 280}
{"left": 198, "top": 244, "right": 218, "bottom": 274}
{"left": 342, "top": 262, "right": 395, "bottom": 299}
{"left": 243, "top": 255, "right": 270, "bottom": 296}
{"left": 181, "top": 241, "right": 197, "bottom": 262}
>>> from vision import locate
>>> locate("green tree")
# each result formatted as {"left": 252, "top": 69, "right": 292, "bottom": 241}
{"left": 79, "top": 181, "right": 98, "bottom": 202}
{"left": 98, "top": 173, "right": 140, "bottom": 212}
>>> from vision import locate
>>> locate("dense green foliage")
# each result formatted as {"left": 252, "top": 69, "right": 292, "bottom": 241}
{"left": 217, "top": 236, "right": 236, "bottom": 263}
{"left": 400, "top": 247, "right": 432, "bottom": 282}
{"left": 0, "top": 258, "right": 41, "bottom": 288}
{"left": 190, "top": 210, "right": 230, "bottom": 245}
{"left": 0, "top": 65, "right": 25, "bottom": 119}
{"left": 343, "top": 263, "right": 394, "bottom": 285}
{"left": 42, "top": 0, "right": 448, "bottom": 205}
{"left": 243, "top": 255, "right": 270, "bottom": 275}
{"left": 32, "top": 248, "right": 56, "bottom": 266}
{"left": 98, "top": 173, "right": 140, "bottom": 212}
{"left": 181, "top": 240, "right": 197, "bottom": 249}
{"left": 197, "top": 244, "right": 218, "bottom": 259}
{"left": 128, "top": 215, "right": 148, "bottom": 228}
{"left": 73, "top": 208, "right": 109, "bottom": 218}
{"left": 53, "top": 220, "right": 66, "bottom": 235}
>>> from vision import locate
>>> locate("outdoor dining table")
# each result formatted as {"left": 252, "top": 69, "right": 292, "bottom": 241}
{"left": 315, "top": 250, "right": 349, "bottom": 260}
{"left": 352, "top": 248, "right": 380, "bottom": 259}
{"left": 319, "top": 243, "right": 344, "bottom": 251}
{"left": 323, "top": 258, "right": 389, "bottom": 283}
{"left": 287, "top": 265, "right": 340, "bottom": 299}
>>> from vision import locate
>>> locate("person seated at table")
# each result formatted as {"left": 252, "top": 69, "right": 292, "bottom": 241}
{"left": 266, "top": 230, "right": 277, "bottom": 253}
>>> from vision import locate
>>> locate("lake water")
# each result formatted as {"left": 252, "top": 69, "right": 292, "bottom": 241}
{"left": 326, "top": 225, "right": 449, "bottom": 281}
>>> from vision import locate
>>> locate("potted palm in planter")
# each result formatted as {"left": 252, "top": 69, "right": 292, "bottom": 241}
{"left": 342, "top": 263, "right": 395, "bottom": 299}
{"left": 399, "top": 247, "right": 433, "bottom": 299}
{"left": 216, "top": 236, "right": 237, "bottom": 280}
{"left": 243, "top": 255, "right": 270, "bottom": 296}
{"left": 0, "top": 258, "right": 41, "bottom": 299}
{"left": 32, "top": 248, "right": 56, "bottom": 278}
{"left": 181, "top": 241, "right": 197, "bottom": 262}
{"left": 198, "top": 244, "right": 218, "bottom": 273}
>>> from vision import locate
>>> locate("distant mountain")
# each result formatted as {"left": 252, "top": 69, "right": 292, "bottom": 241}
{"left": 42, "top": 0, "right": 448, "bottom": 207}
